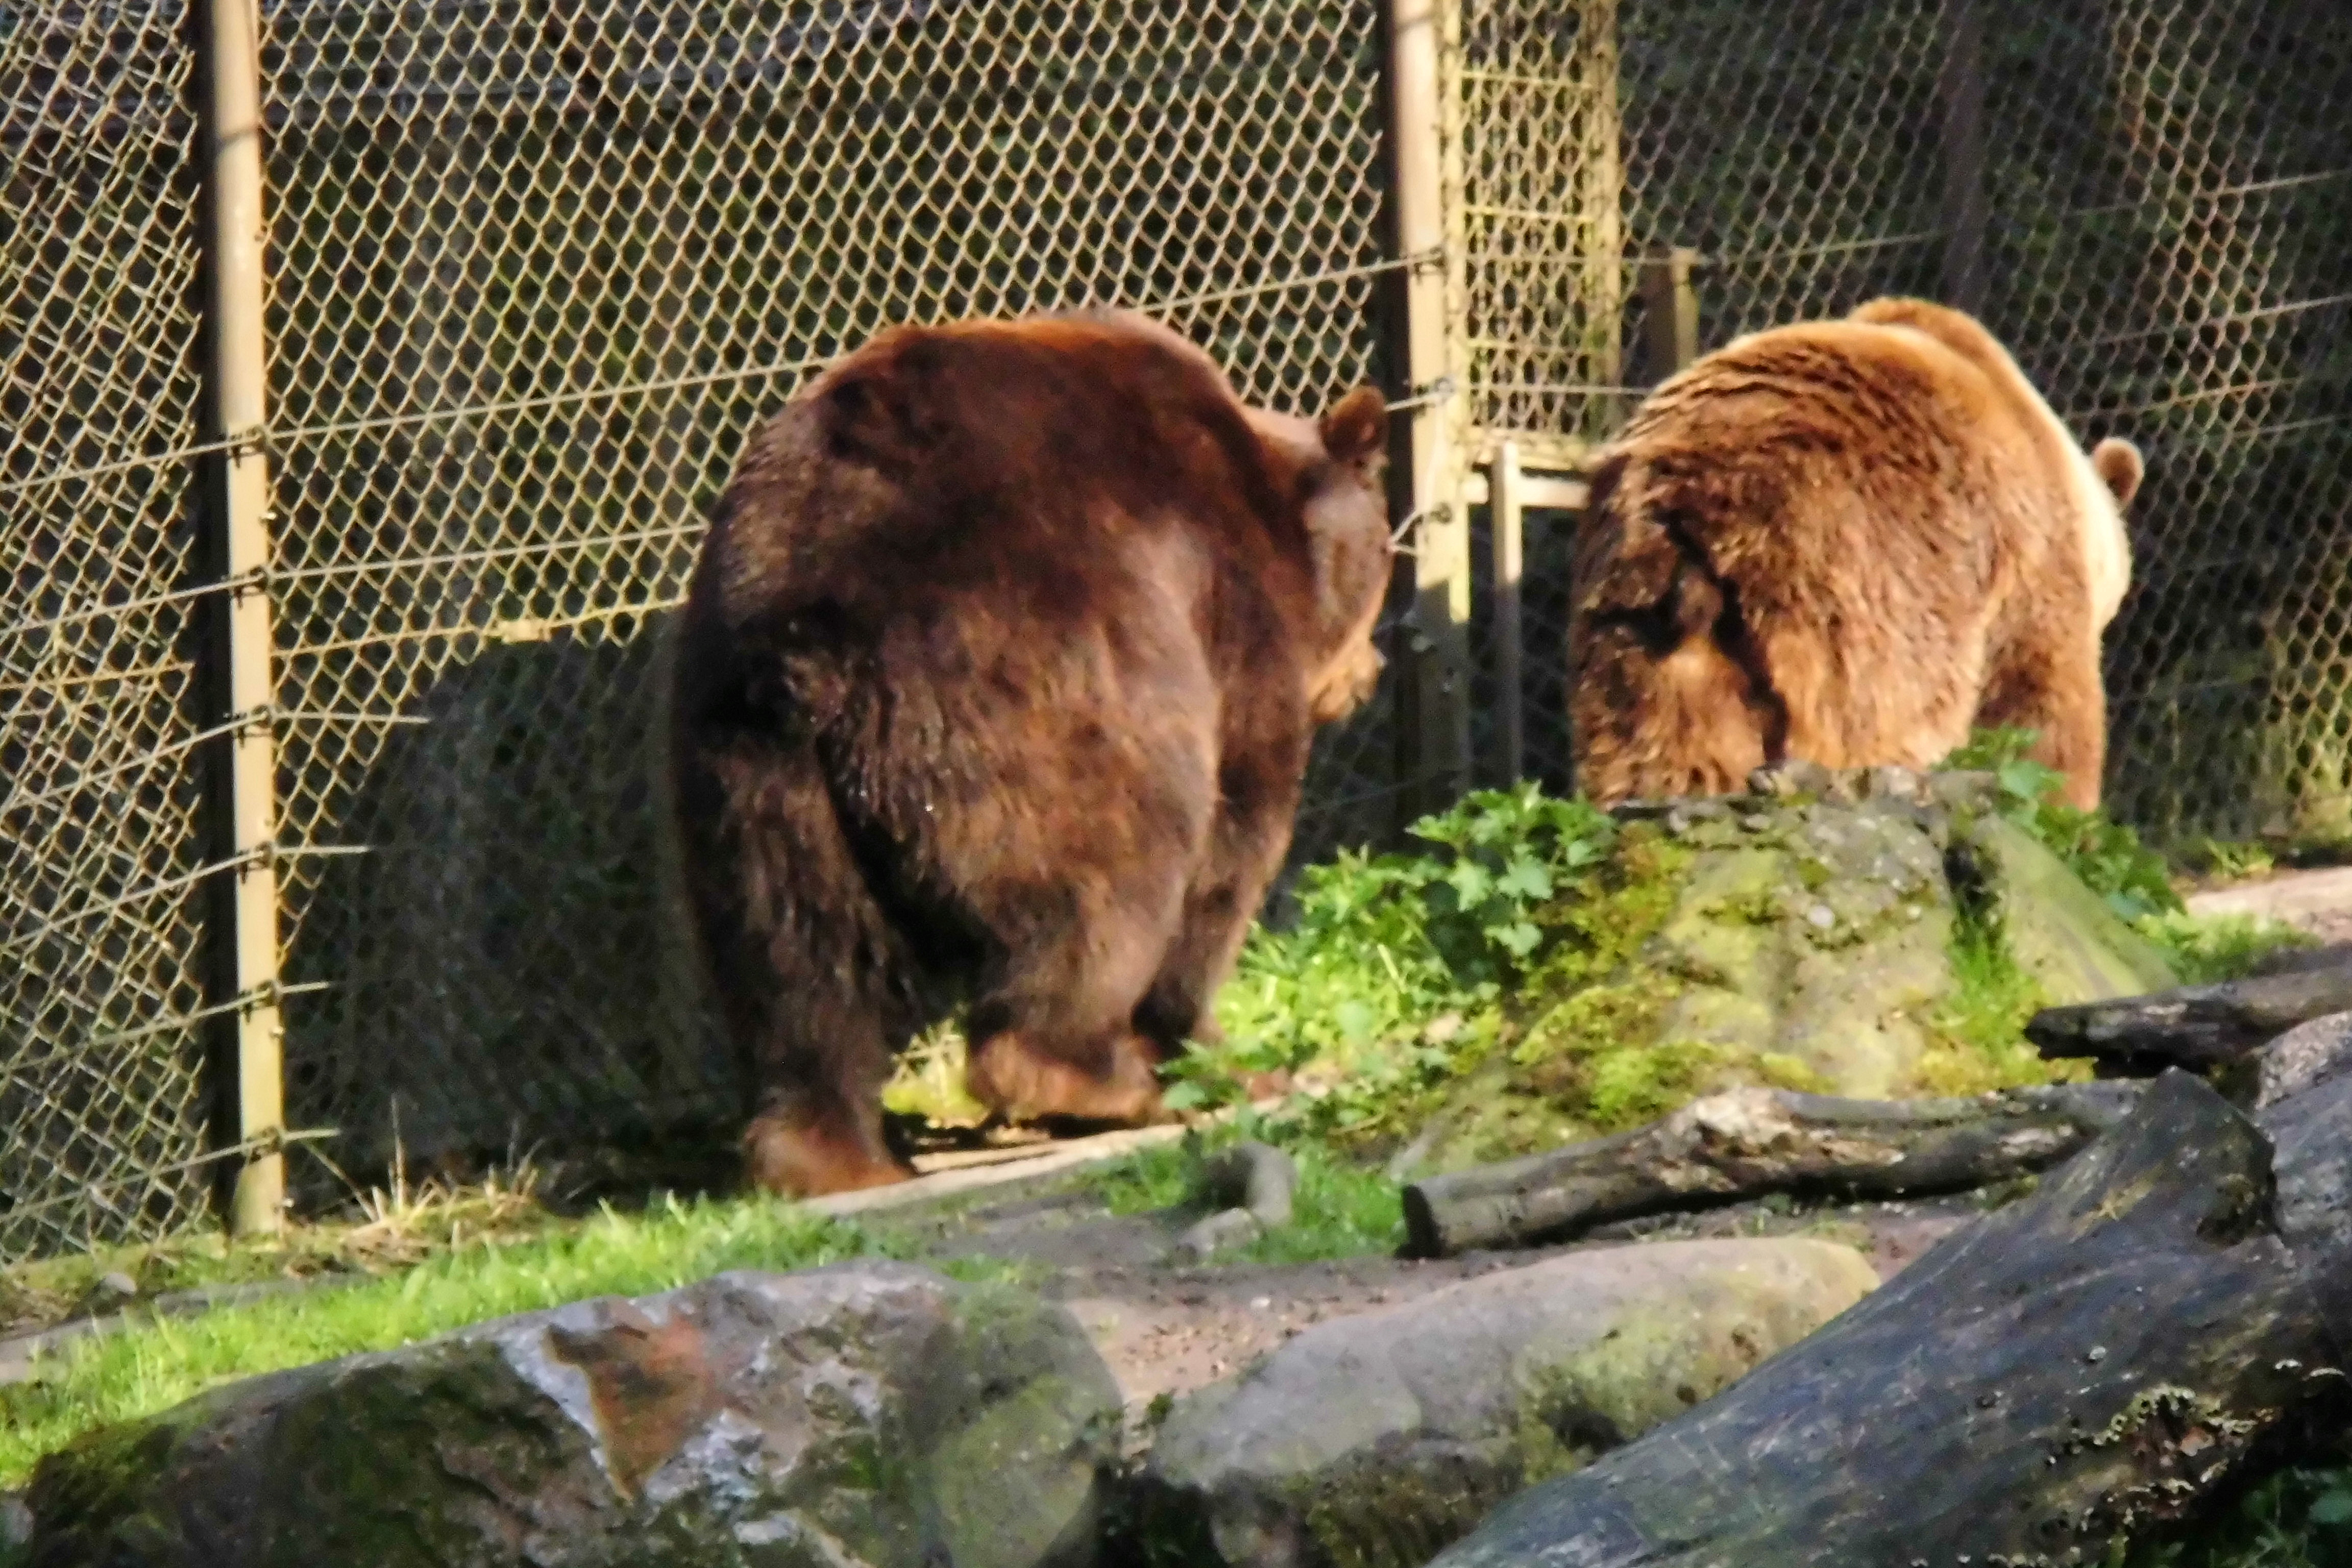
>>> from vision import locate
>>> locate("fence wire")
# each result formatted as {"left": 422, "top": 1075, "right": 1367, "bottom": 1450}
{"left": 6, "top": 0, "right": 2348, "bottom": 1264}
{"left": 3, "top": 4, "right": 220, "bottom": 1261}
{"left": 1462, "top": 0, "right": 2352, "bottom": 834}
{"left": 255, "top": 0, "right": 1400, "bottom": 1185}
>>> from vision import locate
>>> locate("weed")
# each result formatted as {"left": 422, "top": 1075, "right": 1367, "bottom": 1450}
{"left": 2184, "top": 838, "right": 2280, "bottom": 884}
{"left": 2137, "top": 911, "right": 2318, "bottom": 986}
{"left": 1941, "top": 728, "right": 2184, "bottom": 922}
{"left": 1915, "top": 906, "right": 2076, "bottom": 1095}
{"left": 1188, "top": 785, "right": 1628, "bottom": 1135}
{"left": 1088, "top": 1129, "right": 1404, "bottom": 1264}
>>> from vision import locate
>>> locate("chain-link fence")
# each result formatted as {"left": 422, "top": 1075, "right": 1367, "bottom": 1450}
{"left": 4, "top": 0, "right": 1407, "bottom": 1259}
{"left": 1459, "top": 0, "right": 2352, "bottom": 830}
{"left": 4, "top": 6, "right": 220, "bottom": 1260}
{"left": 6, "top": 0, "right": 2348, "bottom": 1264}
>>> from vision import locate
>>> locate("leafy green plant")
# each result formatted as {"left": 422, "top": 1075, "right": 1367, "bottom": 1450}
{"left": 1941, "top": 728, "right": 2184, "bottom": 922}
{"left": 2137, "top": 910, "right": 2317, "bottom": 986}
{"left": 1186, "top": 785, "right": 1623, "bottom": 1126}
{"left": 2121, "top": 1458, "right": 2352, "bottom": 1566}
{"left": 2186, "top": 837, "right": 2280, "bottom": 884}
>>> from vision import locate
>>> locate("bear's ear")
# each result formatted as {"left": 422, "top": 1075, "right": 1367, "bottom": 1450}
{"left": 819, "top": 338, "right": 947, "bottom": 469}
{"left": 1318, "top": 385, "right": 1389, "bottom": 466}
{"left": 2091, "top": 437, "right": 2143, "bottom": 511}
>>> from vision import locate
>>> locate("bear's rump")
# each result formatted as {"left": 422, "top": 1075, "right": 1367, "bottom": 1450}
{"left": 817, "top": 544, "right": 1224, "bottom": 953}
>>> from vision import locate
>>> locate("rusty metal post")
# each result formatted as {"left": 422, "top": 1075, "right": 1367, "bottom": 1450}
{"left": 1387, "top": 0, "right": 1473, "bottom": 822}
{"left": 199, "top": 0, "right": 287, "bottom": 1235}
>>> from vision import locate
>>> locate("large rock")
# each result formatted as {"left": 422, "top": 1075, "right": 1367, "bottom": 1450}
{"left": 1408, "top": 769, "right": 2180, "bottom": 1169}
{"left": 1641, "top": 789, "right": 1955, "bottom": 1097}
{"left": 1953, "top": 813, "right": 2180, "bottom": 1003}
{"left": 22, "top": 1262, "right": 1121, "bottom": 1568}
{"left": 1131, "top": 1237, "right": 1878, "bottom": 1568}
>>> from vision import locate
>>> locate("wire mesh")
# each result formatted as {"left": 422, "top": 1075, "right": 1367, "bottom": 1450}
{"left": 1, "top": 5, "right": 225, "bottom": 1261}
{"left": 251, "top": 0, "right": 1400, "bottom": 1180}
{"left": 1462, "top": 0, "right": 2352, "bottom": 828}
{"left": 11, "top": 0, "right": 2348, "bottom": 1264}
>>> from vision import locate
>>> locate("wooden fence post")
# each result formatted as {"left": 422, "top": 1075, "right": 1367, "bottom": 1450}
{"left": 1640, "top": 243, "right": 1699, "bottom": 382}
{"left": 199, "top": 0, "right": 287, "bottom": 1236}
{"left": 1387, "top": 0, "right": 1473, "bottom": 824}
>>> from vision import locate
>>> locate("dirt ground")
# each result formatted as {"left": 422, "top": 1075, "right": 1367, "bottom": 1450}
{"left": 889, "top": 1173, "right": 1985, "bottom": 1416}
{"left": 2186, "top": 863, "right": 2352, "bottom": 948}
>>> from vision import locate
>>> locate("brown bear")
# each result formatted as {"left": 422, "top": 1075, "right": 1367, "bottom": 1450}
{"left": 1567, "top": 296, "right": 2143, "bottom": 810}
{"left": 667, "top": 312, "right": 1392, "bottom": 1197}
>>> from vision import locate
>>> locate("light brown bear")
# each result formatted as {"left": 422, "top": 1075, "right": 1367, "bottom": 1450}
{"left": 1567, "top": 296, "right": 2143, "bottom": 810}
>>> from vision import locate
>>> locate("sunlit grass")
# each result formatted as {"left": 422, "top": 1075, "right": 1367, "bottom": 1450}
{"left": 0, "top": 1194, "right": 907, "bottom": 1487}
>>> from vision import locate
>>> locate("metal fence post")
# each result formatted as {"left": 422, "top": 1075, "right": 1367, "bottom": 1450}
{"left": 1938, "top": 0, "right": 1988, "bottom": 314}
{"left": 1640, "top": 243, "right": 1699, "bottom": 382}
{"left": 1488, "top": 441, "right": 1525, "bottom": 786}
{"left": 1387, "top": 0, "right": 1472, "bottom": 824}
{"left": 199, "top": 0, "right": 288, "bottom": 1235}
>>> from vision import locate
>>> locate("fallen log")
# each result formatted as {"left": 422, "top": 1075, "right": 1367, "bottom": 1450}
{"left": 2026, "top": 961, "right": 2352, "bottom": 1074}
{"left": 1423, "top": 1070, "right": 2347, "bottom": 1568}
{"left": 1400, "top": 1081, "right": 2142, "bottom": 1258}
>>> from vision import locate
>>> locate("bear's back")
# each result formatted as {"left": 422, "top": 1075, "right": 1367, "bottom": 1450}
{"left": 693, "top": 314, "right": 1314, "bottom": 642}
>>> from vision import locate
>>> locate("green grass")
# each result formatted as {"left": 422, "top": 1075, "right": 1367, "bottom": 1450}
{"left": 0, "top": 1161, "right": 570, "bottom": 1338}
{"left": 2137, "top": 910, "right": 2319, "bottom": 986}
{"left": 0, "top": 1132, "right": 1407, "bottom": 1491}
{"left": 1088, "top": 1129, "right": 1406, "bottom": 1264}
{"left": 0, "top": 1195, "right": 920, "bottom": 1488}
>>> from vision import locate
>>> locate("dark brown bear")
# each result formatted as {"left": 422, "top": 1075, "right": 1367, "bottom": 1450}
{"left": 668, "top": 313, "right": 1392, "bottom": 1197}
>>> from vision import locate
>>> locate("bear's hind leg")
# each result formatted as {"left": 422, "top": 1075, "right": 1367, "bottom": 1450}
{"left": 1976, "top": 631, "right": 2109, "bottom": 810}
{"left": 739, "top": 991, "right": 911, "bottom": 1198}
{"left": 678, "top": 738, "right": 919, "bottom": 1198}
{"left": 1132, "top": 756, "right": 1301, "bottom": 1061}
{"left": 962, "top": 881, "right": 1187, "bottom": 1129}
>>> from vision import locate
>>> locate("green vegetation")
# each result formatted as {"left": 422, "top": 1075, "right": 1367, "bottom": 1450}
{"left": 1179, "top": 784, "right": 1697, "bottom": 1149}
{"left": 1912, "top": 900, "right": 2064, "bottom": 1096}
{"left": 0, "top": 1130, "right": 1408, "bottom": 1490}
{"left": 0, "top": 1161, "right": 570, "bottom": 1340}
{"left": 2, "top": 731, "right": 2330, "bottom": 1534}
{"left": 2123, "top": 1455, "right": 2352, "bottom": 1567}
{"left": 0, "top": 1194, "right": 905, "bottom": 1487}
{"left": 1941, "top": 728, "right": 2185, "bottom": 923}
{"left": 1088, "top": 1124, "right": 1406, "bottom": 1264}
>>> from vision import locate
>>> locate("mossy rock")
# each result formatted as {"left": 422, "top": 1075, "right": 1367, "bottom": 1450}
{"left": 1408, "top": 772, "right": 2177, "bottom": 1172}
{"left": 1133, "top": 1237, "right": 1877, "bottom": 1568}
{"left": 1951, "top": 814, "right": 2180, "bottom": 1003}
{"left": 19, "top": 1264, "right": 1119, "bottom": 1568}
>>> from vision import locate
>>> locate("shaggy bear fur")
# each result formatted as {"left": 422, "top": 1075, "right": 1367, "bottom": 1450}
{"left": 668, "top": 313, "right": 1392, "bottom": 1196}
{"left": 1569, "top": 296, "right": 2143, "bottom": 810}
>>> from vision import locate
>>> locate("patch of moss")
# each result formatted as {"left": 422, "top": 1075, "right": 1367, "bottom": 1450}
{"left": 1913, "top": 913, "right": 2084, "bottom": 1097}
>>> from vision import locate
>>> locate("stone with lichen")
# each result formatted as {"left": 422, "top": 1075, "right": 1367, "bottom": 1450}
{"left": 19, "top": 1262, "right": 1121, "bottom": 1568}
{"left": 1129, "top": 1237, "right": 1879, "bottom": 1568}
{"left": 1404, "top": 765, "right": 2178, "bottom": 1172}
